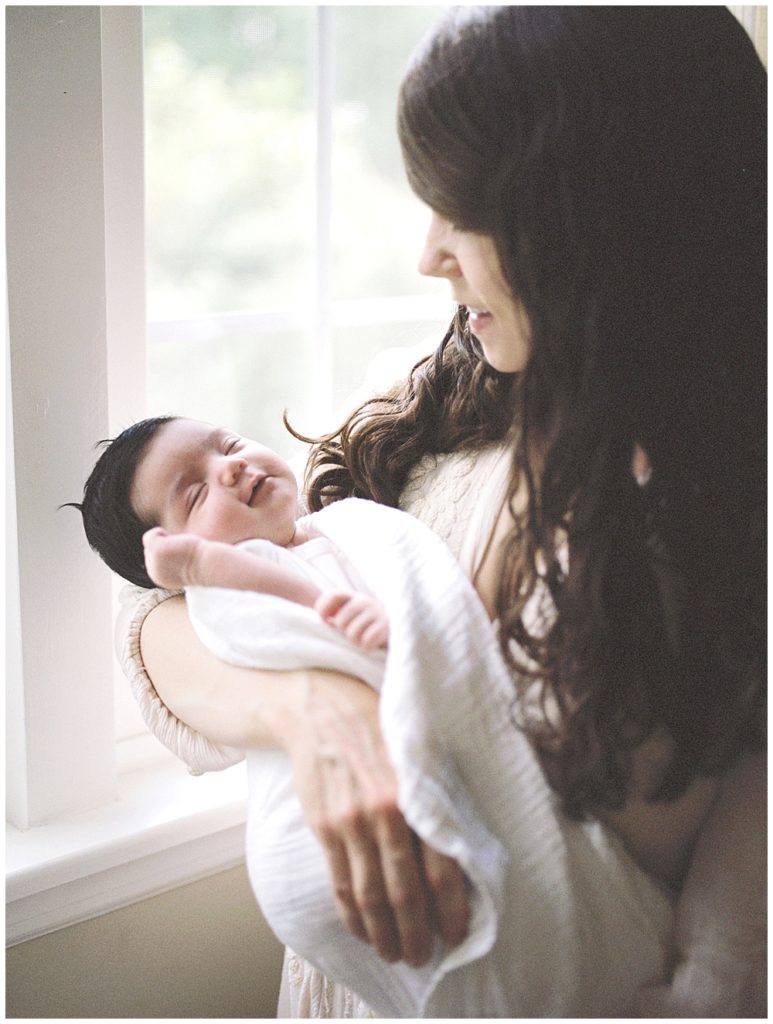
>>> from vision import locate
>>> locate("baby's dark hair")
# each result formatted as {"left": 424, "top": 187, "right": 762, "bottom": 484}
{"left": 64, "top": 416, "right": 177, "bottom": 588}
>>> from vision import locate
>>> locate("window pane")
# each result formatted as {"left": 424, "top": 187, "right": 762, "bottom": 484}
{"left": 328, "top": 6, "right": 451, "bottom": 410}
{"left": 144, "top": 6, "right": 315, "bottom": 319}
{"left": 144, "top": 6, "right": 451, "bottom": 447}
{"left": 331, "top": 6, "right": 447, "bottom": 302}
{"left": 148, "top": 326, "right": 313, "bottom": 462}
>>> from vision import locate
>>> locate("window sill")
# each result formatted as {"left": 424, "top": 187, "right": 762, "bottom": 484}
{"left": 6, "top": 747, "right": 248, "bottom": 946}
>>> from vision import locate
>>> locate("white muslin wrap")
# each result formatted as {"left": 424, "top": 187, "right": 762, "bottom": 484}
{"left": 185, "top": 497, "right": 674, "bottom": 1018}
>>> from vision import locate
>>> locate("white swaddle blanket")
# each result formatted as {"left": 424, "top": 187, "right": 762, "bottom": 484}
{"left": 186, "top": 497, "right": 674, "bottom": 1018}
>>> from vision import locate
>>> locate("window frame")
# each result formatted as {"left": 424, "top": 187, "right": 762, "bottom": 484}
{"left": 5, "top": 6, "right": 247, "bottom": 946}
{"left": 6, "top": 3, "right": 449, "bottom": 944}
{"left": 7, "top": 5, "right": 122, "bottom": 832}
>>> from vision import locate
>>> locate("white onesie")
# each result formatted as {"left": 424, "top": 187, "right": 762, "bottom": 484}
{"left": 185, "top": 526, "right": 385, "bottom": 693}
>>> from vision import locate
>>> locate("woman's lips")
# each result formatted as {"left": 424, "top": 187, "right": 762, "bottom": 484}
{"left": 467, "top": 309, "right": 493, "bottom": 333}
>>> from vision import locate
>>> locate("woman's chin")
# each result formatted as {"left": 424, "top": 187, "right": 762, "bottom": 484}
{"left": 472, "top": 326, "right": 529, "bottom": 374}
{"left": 479, "top": 345, "right": 527, "bottom": 375}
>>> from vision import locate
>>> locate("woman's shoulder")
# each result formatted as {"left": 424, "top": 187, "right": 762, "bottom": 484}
{"left": 399, "top": 442, "right": 508, "bottom": 557}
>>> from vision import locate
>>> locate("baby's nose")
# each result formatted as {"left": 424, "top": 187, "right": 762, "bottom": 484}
{"left": 219, "top": 455, "right": 247, "bottom": 485}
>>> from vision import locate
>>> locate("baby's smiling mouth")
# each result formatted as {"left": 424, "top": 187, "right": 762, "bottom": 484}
{"left": 248, "top": 475, "right": 267, "bottom": 505}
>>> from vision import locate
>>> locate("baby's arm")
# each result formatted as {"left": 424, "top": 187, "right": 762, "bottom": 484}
{"left": 143, "top": 527, "right": 321, "bottom": 608}
{"left": 315, "top": 590, "right": 389, "bottom": 651}
{"left": 143, "top": 528, "right": 389, "bottom": 651}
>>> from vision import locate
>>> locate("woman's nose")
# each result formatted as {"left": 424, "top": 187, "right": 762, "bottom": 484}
{"left": 218, "top": 455, "right": 247, "bottom": 486}
{"left": 417, "top": 213, "right": 461, "bottom": 279}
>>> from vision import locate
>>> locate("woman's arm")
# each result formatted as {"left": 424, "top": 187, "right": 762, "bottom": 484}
{"left": 140, "top": 596, "right": 469, "bottom": 965}
{"left": 140, "top": 594, "right": 303, "bottom": 747}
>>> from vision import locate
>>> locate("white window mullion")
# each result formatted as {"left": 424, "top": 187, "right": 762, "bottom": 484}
{"left": 100, "top": 6, "right": 156, "bottom": 751}
{"left": 312, "top": 5, "right": 335, "bottom": 427}
{"left": 102, "top": 6, "right": 147, "bottom": 436}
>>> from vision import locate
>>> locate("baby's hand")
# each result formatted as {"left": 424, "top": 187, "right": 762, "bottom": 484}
{"left": 315, "top": 591, "right": 389, "bottom": 651}
{"left": 142, "top": 527, "right": 205, "bottom": 590}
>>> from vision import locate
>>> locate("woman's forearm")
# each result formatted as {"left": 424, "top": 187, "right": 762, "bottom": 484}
{"left": 138, "top": 593, "right": 470, "bottom": 964}
{"left": 140, "top": 594, "right": 306, "bottom": 749}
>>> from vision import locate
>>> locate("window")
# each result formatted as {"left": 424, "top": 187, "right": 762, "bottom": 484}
{"left": 9, "top": 6, "right": 452, "bottom": 938}
{"left": 143, "top": 6, "right": 450, "bottom": 455}
{"left": 115, "top": 6, "right": 452, "bottom": 746}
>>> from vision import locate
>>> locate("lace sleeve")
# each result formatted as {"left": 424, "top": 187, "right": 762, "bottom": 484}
{"left": 115, "top": 583, "right": 245, "bottom": 774}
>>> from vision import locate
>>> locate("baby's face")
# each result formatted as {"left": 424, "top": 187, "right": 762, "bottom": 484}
{"left": 131, "top": 418, "right": 299, "bottom": 547}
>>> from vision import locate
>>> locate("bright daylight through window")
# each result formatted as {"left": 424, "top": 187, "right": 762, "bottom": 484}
{"left": 143, "top": 6, "right": 450, "bottom": 460}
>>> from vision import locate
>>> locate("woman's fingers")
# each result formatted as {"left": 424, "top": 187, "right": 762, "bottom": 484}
{"left": 346, "top": 828, "right": 401, "bottom": 961}
{"left": 420, "top": 841, "right": 471, "bottom": 947}
{"left": 318, "top": 768, "right": 466, "bottom": 963}
{"left": 328, "top": 768, "right": 461, "bottom": 965}
{"left": 289, "top": 671, "right": 468, "bottom": 965}
{"left": 375, "top": 812, "right": 434, "bottom": 966}
{"left": 309, "top": 696, "right": 402, "bottom": 959}
{"left": 341, "top": 818, "right": 466, "bottom": 966}
{"left": 316, "top": 822, "right": 369, "bottom": 943}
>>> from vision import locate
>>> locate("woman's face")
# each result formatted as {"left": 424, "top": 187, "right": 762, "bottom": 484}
{"left": 418, "top": 211, "right": 530, "bottom": 373}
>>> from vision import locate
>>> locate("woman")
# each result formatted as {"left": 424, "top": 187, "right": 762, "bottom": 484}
{"left": 132, "top": 7, "right": 766, "bottom": 1015}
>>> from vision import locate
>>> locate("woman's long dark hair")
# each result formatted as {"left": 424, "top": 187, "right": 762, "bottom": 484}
{"left": 304, "top": 7, "right": 766, "bottom": 815}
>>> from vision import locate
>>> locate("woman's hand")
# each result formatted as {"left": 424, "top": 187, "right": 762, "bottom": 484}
{"left": 284, "top": 669, "right": 470, "bottom": 967}
{"left": 140, "top": 600, "right": 469, "bottom": 965}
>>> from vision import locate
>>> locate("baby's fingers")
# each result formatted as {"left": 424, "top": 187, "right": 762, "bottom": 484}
{"left": 351, "top": 615, "right": 388, "bottom": 651}
{"left": 340, "top": 608, "right": 376, "bottom": 641}
{"left": 317, "top": 592, "right": 370, "bottom": 633}
{"left": 315, "top": 590, "right": 354, "bottom": 622}
{"left": 360, "top": 619, "right": 389, "bottom": 650}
